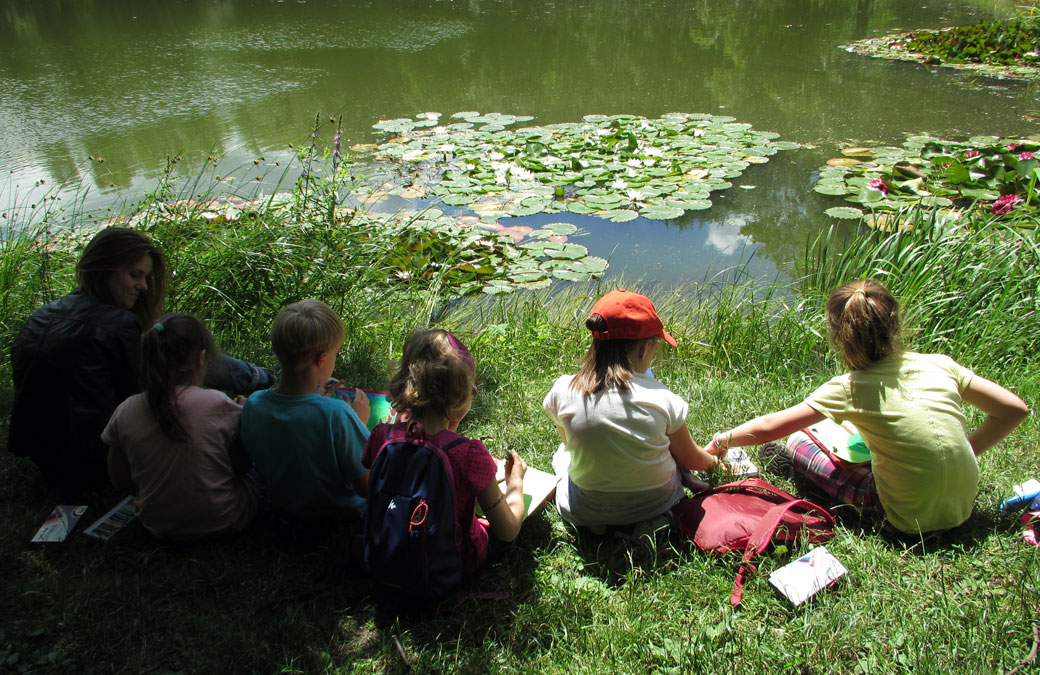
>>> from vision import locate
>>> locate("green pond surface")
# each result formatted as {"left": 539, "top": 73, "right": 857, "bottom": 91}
{"left": 2, "top": 0, "right": 1036, "bottom": 286}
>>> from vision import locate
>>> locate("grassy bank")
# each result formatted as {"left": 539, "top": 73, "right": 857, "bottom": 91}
{"left": 1, "top": 189, "right": 1038, "bottom": 672}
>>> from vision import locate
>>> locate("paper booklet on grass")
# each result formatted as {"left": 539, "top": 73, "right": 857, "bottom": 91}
{"left": 768, "top": 546, "right": 848, "bottom": 606}
{"left": 32, "top": 504, "right": 89, "bottom": 543}
{"left": 724, "top": 447, "right": 758, "bottom": 478}
{"left": 476, "top": 460, "right": 558, "bottom": 520}
{"left": 83, "top": 496, "right": 137, "bottom": 541}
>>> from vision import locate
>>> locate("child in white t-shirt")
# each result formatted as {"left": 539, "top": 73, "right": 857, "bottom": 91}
{"left": 543, "top": 290, "right": 721, "bottom": 529}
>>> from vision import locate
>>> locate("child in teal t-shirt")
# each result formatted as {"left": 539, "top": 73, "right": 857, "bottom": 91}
{"left": 241, "top": 299, "right": 371, "bottom": 519}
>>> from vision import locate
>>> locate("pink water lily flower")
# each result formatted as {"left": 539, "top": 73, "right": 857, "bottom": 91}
{"left": 964, "top": 149, "right": 981, "bottom": 159}
{"left": 1008, "top": 143, "right": 1020, "bottom": 151}
{"left": 868, "top": 178, "right": 888, "bottom": 194}
{"left": 991, "top": 194, "right": 1022, "bottom": 215}
{"left": 1020, "top": 152, "right": 1036, "bottom": 160}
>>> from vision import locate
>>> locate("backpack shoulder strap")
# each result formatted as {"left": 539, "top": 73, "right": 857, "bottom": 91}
{"left": 730, "top": 499, "right": 835, "bottom": 606}
{"left": 699, "top": 478, "right": 799, "bottom": 503}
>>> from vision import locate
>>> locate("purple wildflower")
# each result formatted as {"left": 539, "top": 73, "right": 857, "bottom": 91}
{"left": 991, "top": 194, "right": 1022, "bottom": 215}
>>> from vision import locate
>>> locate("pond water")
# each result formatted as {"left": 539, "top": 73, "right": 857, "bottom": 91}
{"left": 2, "top": 0, "right": 1036, "bottom": 286}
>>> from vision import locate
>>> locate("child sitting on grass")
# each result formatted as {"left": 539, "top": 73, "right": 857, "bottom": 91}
{"left": 363, "top": 330, "right": 526, "bottom": 575}
{"left": 544, "top": 289, "right": 721, "bottom": 532}
{"left": 103, "top": 314, "right": 260, "bottom": 539}
{"left": 710, "top": 279, "right": 1030, "bottom": 535}
{"left": 241, "top": 299, "right": 371, "bottom": 520}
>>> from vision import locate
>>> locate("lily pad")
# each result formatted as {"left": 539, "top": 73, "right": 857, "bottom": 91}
{"left": 640, "top": 205, "right": 685, "bottom": 220}
{"left": 603, "top": 209, "right": 639, "bottom": 222}
{"left": 825, "top": 206, "right": 865, "bottom": 220}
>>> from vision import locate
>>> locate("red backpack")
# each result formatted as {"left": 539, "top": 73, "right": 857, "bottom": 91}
{"left": 671, "top": 478, "right": 835, "bottom": 605}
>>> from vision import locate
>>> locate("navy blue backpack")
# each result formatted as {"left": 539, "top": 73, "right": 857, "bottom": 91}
{"left": 363, "top": 424, "right": 466, "bottom": 598}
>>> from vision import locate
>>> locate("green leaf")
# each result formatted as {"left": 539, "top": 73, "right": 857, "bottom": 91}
{"left": 541, "top": 222, "right": 579, "bottom": 235}
{"left": 825, "top": 206, "right": 865, "bottom": 220}
{"left": 640, "top": 206, "right": 685, "bottom": 220}
{"left": 813, "top": 183, "right": 848, "bottom": 196}
{"left": 566, "top": 201, "right": 597, "bottom": 214}
{"left": 603, "top": 209, "right": 639, "bottom": 222}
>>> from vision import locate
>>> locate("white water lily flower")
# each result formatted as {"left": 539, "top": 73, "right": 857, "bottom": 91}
{"left": 595, "top": 128, "right": 611, "bottom": 136}
{"left": 612, "top": 179, "right": 627, "bottom": 190}
{"left": 626, "top": 189, "right": 646, "bottom": 200}
{"left": 644, "top": 146, "right": 664, "bottom": 157}
{"left": 626, "top": 168, "right": 638, "bottom": 178}
{"left": 432, "top": 126, "right": 448, "bottom": 134}
{"left": 643, "top": 159, "right": 657, "bottom": 167}
{"left": 693, "top": 129, "right": 705, "bottom": 137}
{"left": 489, "top": 151, "right": 505, "bottom": 161}
{"left": 419, "top": 112, "right": 441, "bottom": 120}
{"left": 509, "top": 165, "right": 534, "bottom": 181}
{"left": 437, "top": 144, "right": 456, "bottom": 153}
{"left": 626, "top": 159, "right": 643, "bottom": 168}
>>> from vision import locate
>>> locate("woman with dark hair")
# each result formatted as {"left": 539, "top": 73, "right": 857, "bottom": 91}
{"left": 9, "top": 227, "right": 272, "bottom": 497}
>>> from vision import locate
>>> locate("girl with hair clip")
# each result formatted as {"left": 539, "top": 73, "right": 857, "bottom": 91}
{"left": 711, "top": 279, "right": 1030, "bottom": 535}
{"left": 10, "top": 227, "right": 273, "bottom": 496}
{"left": 102, "top": 314, "right": 261, "bottom": 540}
{"left": 544, "top": 289, "right": 722, "bottom": 532}
{"left": 362, "top": 330, "right": 526, "bottom": 574}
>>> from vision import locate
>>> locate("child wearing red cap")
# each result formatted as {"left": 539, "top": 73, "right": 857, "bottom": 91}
{"left": 543, "top": 290, "right": 723, "bottom": 531}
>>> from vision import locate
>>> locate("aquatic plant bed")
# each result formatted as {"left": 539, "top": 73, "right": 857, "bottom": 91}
{"left": 130, "top": 194, "right": 606, "bottom": 297}
{"left": 351, "top": 112, "right": 799, "bottom": 223}
{"left": 815, "top": 133, "right": 1040, "bottom": 225}
{"left": 844, "top": 20, "right": 1040, "bottom": 81}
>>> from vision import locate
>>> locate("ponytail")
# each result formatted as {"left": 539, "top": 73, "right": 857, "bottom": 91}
{"left": 826, "top": 280, "right": 901, "bottom": 370}
{"left": 141, "top": 314, "right": 218, "bottom": 440}
{"left": 570, "top": 314, "right": 650, "bottom": 395}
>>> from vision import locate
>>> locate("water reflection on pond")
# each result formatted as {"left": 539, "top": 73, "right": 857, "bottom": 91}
{"left": 1, "top": 0, "right": 1035, "bottom": 285}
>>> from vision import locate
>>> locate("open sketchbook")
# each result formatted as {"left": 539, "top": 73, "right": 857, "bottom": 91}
{"left": 476, "top": 461, "right": 558, "bottom": 520}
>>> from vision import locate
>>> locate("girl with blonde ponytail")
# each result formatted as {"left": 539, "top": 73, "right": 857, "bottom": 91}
{"left": 711, "top": 280, "right": 1029, "bottom": 535}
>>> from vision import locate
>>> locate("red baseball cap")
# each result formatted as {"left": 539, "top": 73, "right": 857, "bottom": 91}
{"left": 589, "top": 289, "right": 677, "bottom": 347}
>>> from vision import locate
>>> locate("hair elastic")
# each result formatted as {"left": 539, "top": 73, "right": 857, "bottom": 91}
{"left": 852, "top": 288, "right": 867, "bottom": 296}
{"left": 153, "top": 321, "right": 165, "bottom": 334}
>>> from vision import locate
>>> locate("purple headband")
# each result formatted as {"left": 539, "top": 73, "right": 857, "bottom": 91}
{"left": 445, "top": 332, "right": 477, "bottom": 393}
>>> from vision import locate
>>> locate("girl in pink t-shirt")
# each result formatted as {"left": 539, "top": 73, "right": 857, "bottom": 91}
{"left": 362, "top": 330, "right": 525, "bottom": 573}
{"left": 103, "top": 314, "right": 260, "bottom": 539}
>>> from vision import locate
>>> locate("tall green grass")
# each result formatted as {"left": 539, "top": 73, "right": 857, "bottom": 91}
{"left": 804, "top": 208, "right": 1040, "bottom": 378}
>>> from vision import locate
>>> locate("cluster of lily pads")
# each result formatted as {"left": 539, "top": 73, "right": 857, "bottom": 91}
{"left": 349, "top": 208, "right": 607, "bottom": 295}
{"left": 351, "top": 111, "right": 799, "bottom": 223}
{"left": 905, "top": 20, "right": 1040, "bottom": 67}
{"left": 815, "top": 134, "right": 1040, "bottom": 225}
{"left": 843, "top": 23, "right": 1040, "bottom": 81}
